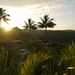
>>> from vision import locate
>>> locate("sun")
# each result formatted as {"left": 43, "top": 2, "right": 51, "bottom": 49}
{"left": 1, "top": 7, "right": 36, "bottom": 30}
{"left": 2, "top": 23, "right": 12, "bottom": 31}
{"left": 6, "top": 7, "right": 34, "bottom": 27}
{"left": 3, "top": 26, "right": 11, "bottom": 31}
{"left": 4, "top": 27, "right": 11, "bottom": 31}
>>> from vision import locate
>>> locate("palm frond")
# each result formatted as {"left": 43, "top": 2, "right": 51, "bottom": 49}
{"left": 3, "top": 17, "right": 10, "bottom": 23}
{"left": 38, "top": 22, "right": 43, "bottom": 25}
{"left": 31, "top": 25, "right": 37, "bottom": 30}
{"left": 49, "top": 18, "right": 54, "bottom": 21}
{"left": 0, "top": 8, "right": 10, "bottom": 25}
{"left": 38, "top": 15, "right": 56, "bottom": 30}
{"left": 44, "top": 15, "right": 49, "bottom": 23}
{"left": 24, "top": 19, "right": 37, "bottom": 30}
{"left": 47, "top": 22, "right": 56, "bottom": 28}
{"left": 40, "top": 17, "right": 45, "bottom": 23}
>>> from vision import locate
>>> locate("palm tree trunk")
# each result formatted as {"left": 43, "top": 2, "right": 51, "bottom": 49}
{"left": 29, "top": 28, "right": 32, "bottom": 38}
{"left": 0, "top": 20, "right": 2, "bottom": 33}
{"left": 45, "top": 27, "right": 47, "bottom": 42}
{"left": 0, "top": 19, "right": 1, "bottom": 28}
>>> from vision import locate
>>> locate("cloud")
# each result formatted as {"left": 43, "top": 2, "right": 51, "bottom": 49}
{"left": 0, "top": 0, "right": 65, "bottom": 14}
{"left": 0, "top": 0, "right": 64, "bottom": 7}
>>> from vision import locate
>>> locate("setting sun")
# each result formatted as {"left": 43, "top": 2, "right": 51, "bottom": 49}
{"left": 3, "top": 25, "right": 11, "bottom": 31}
{"left": 2, "top": 7, "right": 36, "bottom": 30}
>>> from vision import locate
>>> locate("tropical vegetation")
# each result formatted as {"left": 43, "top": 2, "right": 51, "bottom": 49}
{"left": 0, "top": 8, "right": 10, "bottom": 28}
{"left": 0, "top": 42, "right": 75, "bottom": 75}
{"left": 0, "top": 7, "right": 75, "bottom": 75}
{"left": 24, "top": 18, "right": 37, "bottom": 31}
{"left": 38, "top": 15, "right": 56, "bottom": 31}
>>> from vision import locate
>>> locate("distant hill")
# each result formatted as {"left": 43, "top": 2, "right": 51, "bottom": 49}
{"left": 1, "top": 29, "right": 75, "bottom": 43}
{"left": 23, "top": 30, "right": 75, "bottom": 43}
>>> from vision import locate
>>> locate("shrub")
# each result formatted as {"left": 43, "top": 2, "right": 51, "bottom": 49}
{"left": 0, "top": 47, "right": 19, "bottom": 75}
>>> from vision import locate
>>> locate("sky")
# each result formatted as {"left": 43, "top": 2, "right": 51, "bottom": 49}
{"left": 0, "top": 0, "right": 75, "bottom": 30}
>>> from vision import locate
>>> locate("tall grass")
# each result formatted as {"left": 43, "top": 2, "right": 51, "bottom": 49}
{"left": 0, "top": 48, "right": 19, "bottom": 75}
{"left": 60, "top": 42, "right": 75, "bottom": 75}
{"left": 0, "top": 42, "right": 75, "bottom": 75}
{"left": 20, "top": 50, "right": 51, "bottom": 75}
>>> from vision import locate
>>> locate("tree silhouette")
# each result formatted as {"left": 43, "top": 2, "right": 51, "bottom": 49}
{"left": 0, "top": 8, "right": 10, "bottom": 28}
{"left": 38, "top": 15, "right": 56, "bottom": 31}
{"left": 23, "top": 18, "right": 37, "bottom": 31}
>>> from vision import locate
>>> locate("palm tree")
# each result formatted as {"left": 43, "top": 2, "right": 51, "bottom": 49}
{"left": 38, "top": 15, "right": 56, "bottom": 41}
{"left": 23, "top": 18, "right": 37, "bottom": 31}
{"left": 38, "top": 15, "right": 56, "bottom": 31}
{"left": 0, "top": 8, "right": 10, "bottom": 28}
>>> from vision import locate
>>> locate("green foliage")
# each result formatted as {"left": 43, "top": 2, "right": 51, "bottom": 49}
{"left": 25, "top": 39, "right": 50, "bottom": 51}
{"left": 0, "top": 41, "right": 75, "bottom": 75}
{"left": 61, "top": 42, "right": 75, "bottom": 67}
{"left": 0, "top": 48, "right": 19, "bottom": 75}
{"left": 1, "top": 7, "right": 75, "bottom": 75}
{"left": 20, "top": 50, "right": 51, "bottom": 75}
{"left": 56, "top": 42, "right": 75, "bottom": 75}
